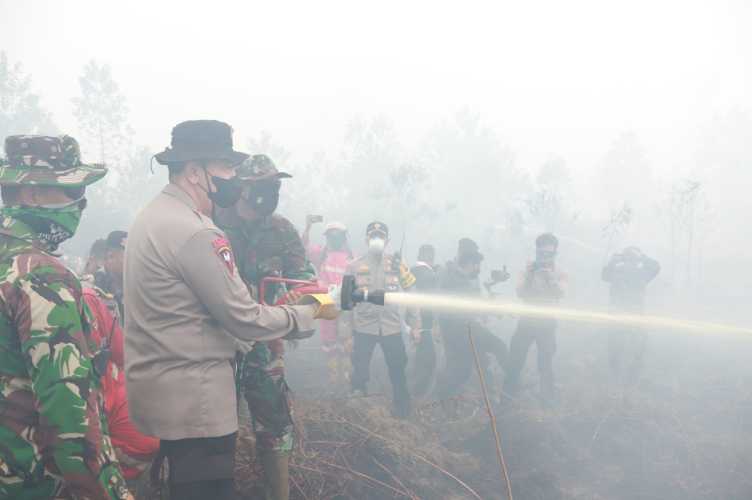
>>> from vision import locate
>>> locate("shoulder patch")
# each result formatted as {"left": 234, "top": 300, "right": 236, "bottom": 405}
{"left": 212, "top": 237, "right": 235, "bottom": 274}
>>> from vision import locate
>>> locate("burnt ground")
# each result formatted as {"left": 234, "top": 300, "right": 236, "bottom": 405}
{"left": 237, "top": 320, "right": 752, "bottom": 500}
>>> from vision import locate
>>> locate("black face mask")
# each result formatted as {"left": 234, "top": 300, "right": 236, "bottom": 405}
{"left": 203, "top": 170, "right": 242, "bottom": 208}
{"left": 245, "top": 180, "right": 281, "bottom": 216}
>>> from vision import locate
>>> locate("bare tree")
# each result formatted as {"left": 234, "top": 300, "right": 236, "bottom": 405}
{"left": 72, "top": 60, "right": 132, "bottom": 168}
{"left": 525, "top": 156, "right": 573, "bottom": 233}
{"left": 601, "top": 202, "right": 633, "bottom": 262}
{"left": 666, "top": 180, "right": 702, "bottom": 288}
{"left": 0, "top": 51, "right": 57, "bottom": 139}
{"left": 597, "top": 131, "right": 652, "bottom": 210}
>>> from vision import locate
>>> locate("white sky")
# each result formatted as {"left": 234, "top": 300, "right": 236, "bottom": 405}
{"left": 2, "top": 0, "right": 750, "bottom": 174}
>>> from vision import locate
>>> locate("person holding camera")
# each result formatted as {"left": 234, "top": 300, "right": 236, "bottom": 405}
{"left": 503, "top": 233, "right": 567, "bottom": 405}
{"left": 303, "top": 216, "right": 353, "bottom": 385}
{"left": 602, "top": 246, "right": 660, "bottom": 392}
{"left": 434, "top": 238, "right": 509, "bottom": 402}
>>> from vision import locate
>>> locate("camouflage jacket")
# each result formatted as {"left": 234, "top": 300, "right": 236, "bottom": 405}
{"left": 223, "top": 213, "right": 315, "bottom": 303}
{"left": 223, "top": 213, "right": 314, "bottom": 381}
{"left": 0, "top": 215, "right": 127, "bottom": 499}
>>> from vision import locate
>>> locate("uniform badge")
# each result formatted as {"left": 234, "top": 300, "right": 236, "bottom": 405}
{"left": 212, "top": 237, "right": 235, "bottom": 274}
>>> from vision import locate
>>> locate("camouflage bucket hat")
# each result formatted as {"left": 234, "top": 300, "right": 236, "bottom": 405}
{"left": 236, "top": 154, "right": 292, "bottom": 182}
{"left": 0, "top": 135, "right": 107, "bottom": 187}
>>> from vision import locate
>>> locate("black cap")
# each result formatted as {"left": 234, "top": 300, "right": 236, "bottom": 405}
{"left": 457, "top": 238, "right": 479, "bottom": 256}
{"left": 106, "top": 230, "right": 128, "bottom": 250}
{"left": 366, "top": 221, "right": 389, "bottom": 237}
{"left": 456, "top": 238, "right": 483, "bottom": 265}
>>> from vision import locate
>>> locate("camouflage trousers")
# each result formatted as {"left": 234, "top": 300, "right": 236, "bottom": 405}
{"left": 0, "top": 472, "right": 66, "bottom": 500}
{"left": 237, "top": 342, "right": 295, "bottom": 454}
{"left": 0, "top": 466, "right": 125, "bottom": 500}
{"left": 0, "top": 427, "right": 127, "bottom": 500}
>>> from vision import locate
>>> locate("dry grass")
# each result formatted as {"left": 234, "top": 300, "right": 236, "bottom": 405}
{"left": 235, "top": 395, "right": 486, "bottom": 500}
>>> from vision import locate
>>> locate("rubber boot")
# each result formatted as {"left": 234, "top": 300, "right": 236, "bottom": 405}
{"left": 260, "top": 450, "right": 290, "bottom": 500}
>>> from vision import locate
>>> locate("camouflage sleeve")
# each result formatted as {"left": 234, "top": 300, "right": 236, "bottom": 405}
{"left": 278, "top": 218, "right": 316, "bottom": 282}
{"left": 15, "top": 260, "right": 128, "bottom": 499}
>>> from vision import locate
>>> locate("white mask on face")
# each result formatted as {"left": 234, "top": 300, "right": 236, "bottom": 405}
{"left": 368, "top": 237, "right": 385, "bottom": 255}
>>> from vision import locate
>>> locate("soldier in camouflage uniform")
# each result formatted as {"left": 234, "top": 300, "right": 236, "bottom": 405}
{"left": 216, "top": 154, "right": 313, "bottom": 500}
{"left": 0, "top": 135, "right": 130, "bottom": 500}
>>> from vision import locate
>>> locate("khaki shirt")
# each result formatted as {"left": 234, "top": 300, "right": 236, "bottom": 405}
{"left": 345, "top": 253, "right": 418, "bottom": 336}
{"left": 124, "top": 184, "right": 316, "bottom": 440}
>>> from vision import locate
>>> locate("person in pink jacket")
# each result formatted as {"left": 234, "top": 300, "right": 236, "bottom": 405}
{"left": 303, "top": 217, "right": 352, "bottom": 384}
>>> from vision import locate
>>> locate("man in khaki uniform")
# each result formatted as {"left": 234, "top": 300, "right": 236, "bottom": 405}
{"left": 345, "top": 221, "right": 418, "bottom": 418}
{"left": 125, "top": 120, "right": 333, "bottom": 500}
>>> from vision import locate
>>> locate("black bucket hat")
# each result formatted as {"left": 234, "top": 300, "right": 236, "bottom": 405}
{"left": 154, "top": 120, "right": 249, "bottom": 166}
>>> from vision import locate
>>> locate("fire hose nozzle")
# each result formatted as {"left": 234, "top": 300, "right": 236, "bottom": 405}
{"left": 341, "top": 275, "right": 386, "bottom": 310}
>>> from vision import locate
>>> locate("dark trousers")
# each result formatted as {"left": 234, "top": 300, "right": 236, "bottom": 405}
{"left": 504, "top": 318, "right": 557, "bottom": 400}
{"left": 435, "top": 320, "right": 508, "bottom": 400}
{"left": 160, "top": 432, "right": 237, "bottom": 500}
{"left": 412, "top": 329, "right": 437, "bottom": 398}
{"left": 351, "top": 331, "right": 409, "bottom": 411}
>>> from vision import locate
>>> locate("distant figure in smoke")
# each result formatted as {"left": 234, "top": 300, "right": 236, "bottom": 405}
{"left": 84, "top": 237, "right": 107, "bottom": 275}
{"left": 91, "top": 230, "right": 128, "bottom": 320}
{"left": 602, "top": 246, "right": 660, "bottom": 392}
{"left": 410, "top": 244, "right": 439, "bottom": 398}
{"left": 504, "top": 233, "right": 567, "bottom": 405}
{"left": 345, "top": 221, "right": 419, "bottom": 418}
{"left": 304, "top": 217, "right": 353, "bottom": 385}
{"left": 434, "top": 238, "right": 508, "bottom": 401}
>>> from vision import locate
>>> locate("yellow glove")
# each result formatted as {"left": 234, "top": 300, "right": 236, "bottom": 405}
{"left": 297, "top": 293, "right": 340, "bottom": 320}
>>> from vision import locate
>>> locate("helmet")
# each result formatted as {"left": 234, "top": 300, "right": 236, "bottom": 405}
{"left": 324, "top": 221, "right": 347, "bottom": 234}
